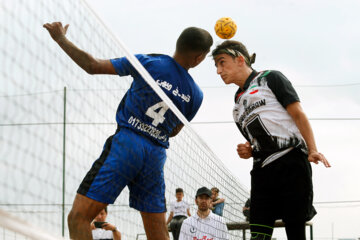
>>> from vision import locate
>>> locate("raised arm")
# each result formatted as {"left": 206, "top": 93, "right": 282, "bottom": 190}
{"left": 43, "top": 22, "right": 116, "bottom": 75}
{"left": 286, "top": 102, "right": 331, "bottom": 168}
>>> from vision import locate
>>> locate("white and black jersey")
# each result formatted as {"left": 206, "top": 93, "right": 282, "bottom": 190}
{"left": 233, "top": 70, "right": 307, "bottom": 168}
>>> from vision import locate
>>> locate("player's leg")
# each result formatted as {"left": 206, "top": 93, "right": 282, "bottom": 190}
{"left": 68, "top": 194, "right": 107, "bottom": 240}
{"left": 69, "top": 127, "right": 144, "bottom": 239}
{"left": 282, "top": 149, "right": 316, "bottom": 240}
{"left": 141, "top": 212, "right": 170, "bottom": 240}
{"left": 250, "top": 162, "right": 278, "bottom": 240}
{"left": 128, "top": 136, "right": 168, "bottom": 240}
{"left": 284, "top": 221, "right": 306, "bottom": 240}
{"left": 250, "top": 223, "right": 274, "bottom": 240}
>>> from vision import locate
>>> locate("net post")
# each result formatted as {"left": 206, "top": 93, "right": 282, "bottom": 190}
{"left": 62, "top": 86, "right": 67, "bottom": 237}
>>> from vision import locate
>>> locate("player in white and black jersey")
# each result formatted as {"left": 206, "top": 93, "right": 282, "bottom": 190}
{"left": 212, "top": 40, "right": 330, "bottom": 240}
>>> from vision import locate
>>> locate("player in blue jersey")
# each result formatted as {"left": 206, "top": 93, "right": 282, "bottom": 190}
{"left": 43, "top": 22, "right": 213, "bottom": 240}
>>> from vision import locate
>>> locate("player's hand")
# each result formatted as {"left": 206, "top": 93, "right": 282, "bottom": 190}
{"left": 101, "top": 222, "right": 117, "bottom": 231}
{"left": 237, "top": 142, "right": 252, "bottom": 159}
{"left": 308, "top": 151, "right": 331, "bottom": 168}
{"left": 43, "top": 22, "right": 69, "bottom": 42}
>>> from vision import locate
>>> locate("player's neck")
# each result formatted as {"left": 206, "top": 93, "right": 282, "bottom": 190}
{"left": 197, "top": 209, "right": 210, "bottom": 219}
{"left": 234, "top": 67, "right": 253, "bottom": 89}
{"left": 173, "top": 54, "right": 190, "bottom": 71}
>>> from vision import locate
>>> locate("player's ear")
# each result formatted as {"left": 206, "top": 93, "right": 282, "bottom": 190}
{"left": 236, "top": 55, "right": 246, "bottom": 66}
{"left": 192, "top": 52, "right": 206, "bottom": 67}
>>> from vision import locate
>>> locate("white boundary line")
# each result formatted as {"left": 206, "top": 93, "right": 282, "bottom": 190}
{"left": 0, "top": 209, "right": 67, "bottom": 240}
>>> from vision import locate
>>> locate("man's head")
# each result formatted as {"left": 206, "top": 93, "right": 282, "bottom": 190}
{"left": 174, "top": 27, "right": 213, "bottom": 69}
{"left": 211, "top": 187, "right": 219, "bottom": 200}
{"left": 175, "top": 188, "right": 184, "bottom": 201}
{"left": 212, "top": 40, "right": 256, "bottom": 85}
{"left": 94, "top": 207, "right": 108, "bottom": 222}
{"left": 195, "top": 187, "right": 212, "bottom": 211}
{"left": 212, "top": 40, "right": 255, "bottom": 66}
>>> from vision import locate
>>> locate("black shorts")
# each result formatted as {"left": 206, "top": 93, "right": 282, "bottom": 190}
{"left": 250, "top": 148, "right": 316, "bottom": 223}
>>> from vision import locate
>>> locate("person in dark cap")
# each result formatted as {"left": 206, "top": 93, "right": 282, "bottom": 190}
{"left": 179, "top": 187, "right": 228, "bottom": 240}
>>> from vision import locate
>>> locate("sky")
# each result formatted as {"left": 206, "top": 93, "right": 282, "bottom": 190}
{"left": 85, "top": 0, "right": 360, "bottom": 239}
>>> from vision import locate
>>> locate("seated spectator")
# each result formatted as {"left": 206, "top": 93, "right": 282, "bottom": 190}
{"left": 243, "top": 198, "right": 251, "bottom": 222}
{"left": 179, "top": 187, "right": 228, "bottom": 240}
{"left": 166, "top": 188, "right": 191, "bottom": 240}
{"left": 211, "top": 187, "right": 225, "bottom": 216}
{"left": 91, "top": 207, "right": 121, "bottom": 240}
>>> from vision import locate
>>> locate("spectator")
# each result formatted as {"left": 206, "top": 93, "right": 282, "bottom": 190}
{"left": 179, "top": 187, "right": 228, "bottom": 240}
{"left": 166, "top": 188, "right": 191, "bottom": 240}
{"left": 91, "top": 207, "right": 121, "bottom": 240}
{"left": 242, "top": 198, "right": 250, "bottom": 222}
{"left": 211, "top": 187, "right": 225, "bottom": 216}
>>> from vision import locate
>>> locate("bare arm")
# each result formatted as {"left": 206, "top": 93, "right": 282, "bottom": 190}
{"left": 43, "top": 22, "right": 116, "bottom": 75}
{"left": 112, "top": 230, "right": 121, "bottom": 240}
{"left": 286, "top": 102, "right": 331, "bottom": 167}
{"left": 101, "top": 223, "right": 121, "bottom": 240}
{"left": 166, "top": 212, "right": 174, "bottom": 225}
{"left": 169, "top": 123, "right": 184, "bottom": 137}
{"left": 187, "top": 208, "right": 191, "bottom": 217}
{"left": 213, "top": 198, "right": 225, "bottom": 205}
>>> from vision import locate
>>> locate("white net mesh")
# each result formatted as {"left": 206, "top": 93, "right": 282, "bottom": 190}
{"left": 0, "top": 0, "right": 249, "bottom": 239}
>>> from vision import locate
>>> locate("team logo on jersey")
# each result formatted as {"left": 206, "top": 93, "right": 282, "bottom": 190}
{"left": 190, "top": 226, "right": 197, "bottom": 233}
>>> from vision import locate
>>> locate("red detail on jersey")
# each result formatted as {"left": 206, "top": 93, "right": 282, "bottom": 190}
{"left": 192, "top": 237, "right": 213, "bottom": 240}
{"left": 250, "top": 89, "right": 258, "bottom": 94}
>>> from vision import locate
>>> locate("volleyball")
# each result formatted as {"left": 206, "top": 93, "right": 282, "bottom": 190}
{"left": 214, "top": 17, "right": 237, "bottom": 39}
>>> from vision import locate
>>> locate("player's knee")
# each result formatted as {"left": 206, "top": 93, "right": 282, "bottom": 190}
{"left": 250, "top": 232, "right": 272, "bottom": 240}
{"left": 67, "top": 209, "right": 90, "bottom": 229}
{"left": 250, "top": 223, "right": 274, "bottom": 240}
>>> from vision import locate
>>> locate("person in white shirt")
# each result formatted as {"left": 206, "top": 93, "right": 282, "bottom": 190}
{"left": 91, "top": 207, "right": 121, "bottom": 240}
{"left": 166, "top": 188, "right": 191, "bottom": 240}
{"left": 179, "top": 187, "right": 229, "bottom": 240}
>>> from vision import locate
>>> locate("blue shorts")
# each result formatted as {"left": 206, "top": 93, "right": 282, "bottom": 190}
{"left": 77, "top": 127, "right": 167, "bottom": 213}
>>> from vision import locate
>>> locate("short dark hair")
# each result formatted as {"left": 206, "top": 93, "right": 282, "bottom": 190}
{"left": 176, "top": 188, "right": 184, "bottom": 193}
{"left": 211, "top": 187, "right": 219, "bottom": 193}
{"left": 176, "top": 27, "right": 213, "bottom": 54}
{"left": 211, "top": 40, "right": 256, "bottom": 66}
{"left": 104, "top": 206, "right": 108, "bottom": 213}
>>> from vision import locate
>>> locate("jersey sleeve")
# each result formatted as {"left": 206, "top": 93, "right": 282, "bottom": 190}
{"left": 185, "top": 201, "right": 190, "bottom": 210}
{"left": 219, "top": 218, "right": 229, "bottom": 240}
{"left": 267, "top": 71, "right": 300, "bottom": 108}
{"left": 110, "top": 54, "right": 152, "bottom": 78}
{"left": 186, "top": 88, "right": 203, "bottom": 121}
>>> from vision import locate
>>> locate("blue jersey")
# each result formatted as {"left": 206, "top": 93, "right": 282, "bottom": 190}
{"left": 110, "top": 54, "right": 203, "bottom": 148}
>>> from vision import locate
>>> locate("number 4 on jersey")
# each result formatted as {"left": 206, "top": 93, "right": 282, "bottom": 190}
{"left": 145, "top": 101, "right": 169, "bottom": 127}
